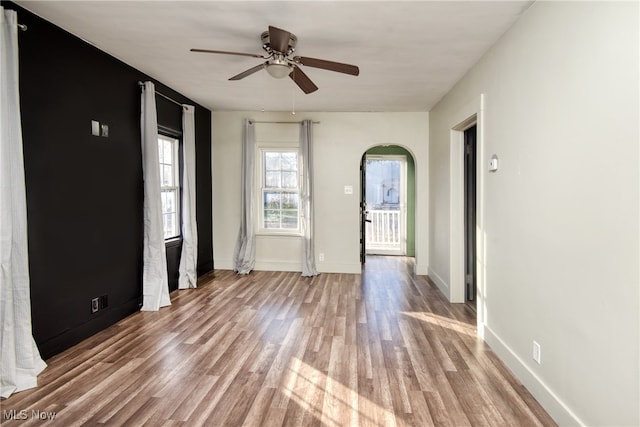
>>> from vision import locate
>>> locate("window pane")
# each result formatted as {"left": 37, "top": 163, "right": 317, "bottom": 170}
{"left": 264, "top": 210, "right": 281, "bottom": 229}
{"left": 164, "top": 213, "right": 177, "bottom": 239}
{"left": 365, "top": 158, "right": 402, "bottom": 209}
{"left": 162, "top": 214, "right": 169, "bottom": 238}
{"left": 282, "top": 192, "right": 298, "bottom": 209}
{"left": 281, "top": 171, "right": 297, "bottom": 188}
{"left": 265, "top": 152, "right": 280, "bottom": 171}
{"left": 158, "top": 140, "right": 164, "bottom": 163}
{"left": 281, "top": 152, "right": 297, "bottom": 171}
{"left": 168, "top": 190, "right": 176, "bottom": 213}
{"left": 265, "top": 171, "right": 280, "bottom": 188}
{"left": 163, "top": 140, "right": 173, "bottom": 165}
{"left": 161, "top": 191, "right": 167, "bottom": 213}
{"left": 264, "top": 192, "right": 281, "bottom": 210}
{"left": 281, "top": 211, "right": 298, "bottom": 229}
{"left": 162, "top": 165, "right": 173, "bottom": 186}
{"left": 161, "top": 190, "right": 176, "bottom": 214}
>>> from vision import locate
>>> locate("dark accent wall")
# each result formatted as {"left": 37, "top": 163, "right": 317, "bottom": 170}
{"left": 5, "top": 2, "right": 213, "bottom": 359}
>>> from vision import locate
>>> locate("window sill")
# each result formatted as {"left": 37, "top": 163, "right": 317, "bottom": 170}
{"left": 256, "top": 231, "right": 302, "bottom": 238}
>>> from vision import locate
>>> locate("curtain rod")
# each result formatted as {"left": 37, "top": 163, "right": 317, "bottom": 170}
{"left": 249, "top": 120, "right": 320, "bottom": 124}
{"left": 137, "top": 81, "right": 184, "bottom": 107}
{"left": 18, "top": 23, "right": 27, "bottom": 31}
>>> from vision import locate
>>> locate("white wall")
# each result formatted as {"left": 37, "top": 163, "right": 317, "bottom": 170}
{"left": 213, "top": 111, "right": 429, "bottom": 275}
{"left": 429, "top": 2, "right": 639, "bottom": 426}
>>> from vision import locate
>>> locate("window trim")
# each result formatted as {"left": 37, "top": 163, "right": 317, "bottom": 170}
{"left": 158, "top": 133, "right": 182, "bottom": 241}
{"left": 256, "top": 144, "right": 302, "bottom": 236}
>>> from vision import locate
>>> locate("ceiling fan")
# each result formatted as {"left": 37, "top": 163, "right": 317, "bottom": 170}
{"left": 190, "top": 25, "right": 359, "bottom": 94}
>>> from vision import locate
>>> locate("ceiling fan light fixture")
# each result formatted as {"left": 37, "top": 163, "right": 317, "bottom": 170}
{"left": 266, "top": 62, "right": 292, "bottom": 79}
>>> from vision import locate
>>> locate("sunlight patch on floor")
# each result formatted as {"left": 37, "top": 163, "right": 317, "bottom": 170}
{"left": 400, "top": 311, "right": 477, "bottom": 337}
{"left": 283, "top": 356, "right": 397, "bottom": 427}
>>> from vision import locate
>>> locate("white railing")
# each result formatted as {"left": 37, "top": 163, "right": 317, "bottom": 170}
{"left": 366, "top": 209, "right": 401, "bottom": 250}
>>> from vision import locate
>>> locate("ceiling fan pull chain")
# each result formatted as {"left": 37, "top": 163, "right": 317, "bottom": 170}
{"left": 291, "top": 83, "right": 296, "bottom": 115}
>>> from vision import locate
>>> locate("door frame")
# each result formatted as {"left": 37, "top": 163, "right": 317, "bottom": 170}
{"left": 449, "top": 94, "right": 486, "bottom": 337}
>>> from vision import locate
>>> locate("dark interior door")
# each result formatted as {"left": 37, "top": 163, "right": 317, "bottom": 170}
{"left": 464, "top": 125, "right": 477, "bottom": 304}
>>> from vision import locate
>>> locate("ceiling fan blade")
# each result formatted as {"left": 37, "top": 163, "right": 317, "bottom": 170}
{"left": 229, "top": 63, "right": 266, "bottom": 80}
{"left": 190, "top": 48, "right": 265, "bottom": 59}
{"left": 289, "top": 65, "right": 318, "bottom": 94}
{"left": 268, "top": 26, "right": 291, "bottom": 53}
{"left": 294, "top": 56, "right": 359, "bottom": 76}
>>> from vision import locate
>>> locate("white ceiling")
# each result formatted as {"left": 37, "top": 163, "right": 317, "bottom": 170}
{"left": 15, "top": 1, "right": 533, "bottom": 112}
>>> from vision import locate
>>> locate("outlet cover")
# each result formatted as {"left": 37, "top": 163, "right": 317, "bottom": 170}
{"left": 532, "top": 341, "right": 541, "bottom": 364}
{"left": 91, "top": 297, "right": 99, "bottom": 314}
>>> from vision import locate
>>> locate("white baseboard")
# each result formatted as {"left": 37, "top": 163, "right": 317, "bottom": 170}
{"left": 318, "top": 262, "right": 361, "bottom": 274}
{"left": 214, "top": 258, "right": 301, "bottom": 272}
{"left": 214, "top": 258, "right": 233, "bottom": 270}
{"left": 253, "top": 260, "right": 301, "bottom": 272}
{"left": 415, "top": 261, "right": 429, "bottom": 276}
{"left": 213, "top": 258, "right": 360, "bottom": 274}
{"left": 427, "top": 267, "right": 450, "bottom": 299}
{"left": 483, "top": 325, "right": 584, "bottom": 427}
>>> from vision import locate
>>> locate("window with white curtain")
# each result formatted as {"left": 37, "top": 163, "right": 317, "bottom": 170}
{"left": 158, "top": 135, "right": 180, "bottom": 240}
{"left": 259, "top": 148, "right": 300, "bottom": 233}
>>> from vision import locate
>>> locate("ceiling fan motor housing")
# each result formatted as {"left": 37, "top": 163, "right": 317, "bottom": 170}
{"left": 261, "top": 30, "right": 297, "bottom": 55}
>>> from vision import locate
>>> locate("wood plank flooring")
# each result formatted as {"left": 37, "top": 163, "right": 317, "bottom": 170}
{"left": 1, "top": 256, "right": 557, "bottom": 426}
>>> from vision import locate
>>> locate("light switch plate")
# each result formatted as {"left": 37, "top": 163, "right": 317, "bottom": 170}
{"left": 489, "top": 154, "right": 499, "bottom": 172}
{"left": 91, "top": 120, "right": 100, "bottom": 136}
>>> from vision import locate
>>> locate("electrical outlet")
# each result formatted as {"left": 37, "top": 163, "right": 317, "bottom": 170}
{"left": 532, "top": 341, "right": 541, "bottom": 364}
{"left": 319, "top": 253, "right": 325, "bottom": 262}
{"left": 91, "top": 120, "right": 100, "bottom": 136}
{"left": 91, "top": 297, "right": 100, "bottom": 314}
{"left": 99, "top": 294, "right": 108, "bottom": 310}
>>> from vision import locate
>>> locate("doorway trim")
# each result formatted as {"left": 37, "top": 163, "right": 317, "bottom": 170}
{"left": 449, "top": 94, "right": 486, "bottom": 337}
{"left": 359, "top": 145, "right": 417, "bottom": 266}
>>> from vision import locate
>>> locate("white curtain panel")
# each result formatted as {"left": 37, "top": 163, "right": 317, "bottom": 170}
{"left": 140, "top": 81, "right": 171, "bottom": 310}
{"left": 178, "top": 105, "right": 197, "bottom": 289}
{"left": 300, "top": 120, "right": 319, "bottom": 277}
{"left": 0, "top": 7, "right": 47, "bottom": 398}
{"left": 232, "top": 119, "right": 256, "bottom": 274}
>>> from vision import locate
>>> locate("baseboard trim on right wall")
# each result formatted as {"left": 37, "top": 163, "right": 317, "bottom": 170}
{"left": 483, "top": 325, "right": 585, "bottom": 427}
{"left": 427, "top": 267, "right": 450, "bottom": 299}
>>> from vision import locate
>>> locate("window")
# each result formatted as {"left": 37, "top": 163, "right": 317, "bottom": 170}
{"left": 158, "top": 135, "right": 180, "bottom": 240}
{"left": 260, "top": 149, "right": 299, "bottom": 232}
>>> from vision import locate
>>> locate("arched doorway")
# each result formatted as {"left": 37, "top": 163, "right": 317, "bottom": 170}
{"left": 360, "top": 145, "right": 416, "bottom": 263}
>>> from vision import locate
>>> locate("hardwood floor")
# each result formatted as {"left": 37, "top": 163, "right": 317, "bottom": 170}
{"left": 1, "top": 256, "right": 556, "bottom": 426}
